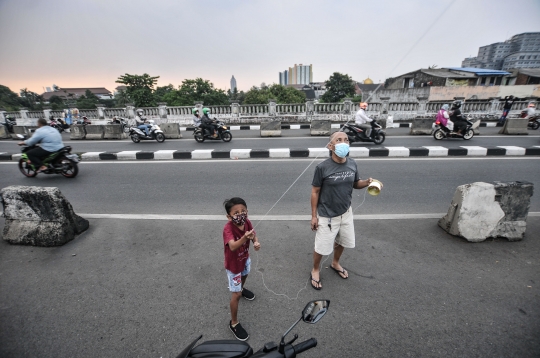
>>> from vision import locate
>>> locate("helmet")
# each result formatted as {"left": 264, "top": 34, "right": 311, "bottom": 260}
{"left": 82, "top": 116, "right": 88, "bottom": 120}
{"left": 452, "top": 101, "right": 462, "bottom": 108}
{"left": 202, "top": 107, "right": 210, "bottom": 115}
{"left": 137, "top": 109, "right": 144, "bottom": 114}
{"left": 192, "top": 108, "right": 199, "bottom": 114}
{"left": 359, "top": 102, "right": 368, "bottom": 109}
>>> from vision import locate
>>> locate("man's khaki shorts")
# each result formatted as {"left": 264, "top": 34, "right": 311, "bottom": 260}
{"left": 314, "top": 206, "right": 355, "bottom": 256}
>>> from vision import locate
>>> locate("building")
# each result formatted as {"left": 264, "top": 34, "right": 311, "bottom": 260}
{"left": 230, "top": 76, "right": 237, "bottom": 91}
{"left": 280, "top": 64, "right": 313, "bottom": 85}
{"left": 385, "top": 68, "right": 511, "bottom": 89}
{"left": 40, "top": 87, "right": 113, "bottom": 101}
{"left": 462, "top": 32, "right": 540, "bottom": 71}
{"left": 504, "top": 68, "right": 540, "bottom": 86}
{"left": 355, "top": 77, "right": 383, "bottom": 100}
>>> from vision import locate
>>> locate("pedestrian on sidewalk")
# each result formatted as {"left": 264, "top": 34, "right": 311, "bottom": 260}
{"left": 309, "top": 131, "right": 376, "bottom": 290}
{"left": 499, "top": 95, "right": 517, "bottom": 124}
{"left": 222, "top": 197, "right": 261, "bottom": 341}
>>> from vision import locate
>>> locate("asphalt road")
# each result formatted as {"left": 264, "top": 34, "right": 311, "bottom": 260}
{"left": 1, "top": 127, "right": 539, "bottom": 153}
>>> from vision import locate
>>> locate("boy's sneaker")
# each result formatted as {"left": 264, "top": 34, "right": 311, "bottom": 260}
{"left": 242, "top": 288, "right": 255, "bottom": 301}
{"left": 229, "top": 321, "right": 249, "bottom": 341}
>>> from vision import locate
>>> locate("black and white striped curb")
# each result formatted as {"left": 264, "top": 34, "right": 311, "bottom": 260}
{"left": 2, "top": 146, "right": 538, "bottom": 161}
{"left": 178, "top": 122, "right": 500, "bottom": 131}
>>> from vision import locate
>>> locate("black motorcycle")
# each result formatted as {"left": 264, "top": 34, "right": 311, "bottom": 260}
{"left": 108, "top": 116, "right": 130, "bottom": 133}
{"left": 342, "top": 121, "right": 386, "bottom": 145}
{"left": 194, "top": 119, "right": 232, "bottom": 143}
{"left": 177, "top": 300, "right": 329, "bottom": 358}
{"left": 433, "top": 116, "right": 476, "bottom": 140}
{"left": 527, "top": 115, "right": 539, "bottom": 130}
{"left": 2, "top": 115, "right": 16, "bottom": 133}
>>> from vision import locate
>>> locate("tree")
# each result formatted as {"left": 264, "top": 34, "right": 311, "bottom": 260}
{"left": 320, "top": 72, "right": 355, "bottom": 103}
{"left": 19, "top": 88, "right": 43, "bottom": 110}
{"left": 163, "top": 78, "right": 229, "bottom": 106}
{"left": 48, "top": 95, "right": 65, "bottom": 110}
{"left": 154, "top": 84, "right": 175, "bottom": 103}
{"left": 227, "top": 87, "right": 246, "bottom": 104}
{"left": 243, "top": 84, "right": 306, "bottom": 104}
{"left": 0, "top": 85, "right": 22, "bottom": 111}
{"left": 115, "top": 73, "right": 159, "bottom": 107}
{"left": 114, "top": 90, "right": 130, "bottom": 107}
{"left": 76, "top": 89, "right": 99, "bottom": 109}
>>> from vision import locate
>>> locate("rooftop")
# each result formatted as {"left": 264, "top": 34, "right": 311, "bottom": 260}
{"left": 445, "top": 67, "right": 511, "bottom": 76}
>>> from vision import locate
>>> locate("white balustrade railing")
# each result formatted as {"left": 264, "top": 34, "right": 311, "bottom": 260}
{"left": 79, "top": 109, "right": 98, "bottom": 118}
{"left": 5, "top": 111, "right": 22, "bottom": 118}
{"left": 104, "top": 108, "right": 126, "bottom": 117}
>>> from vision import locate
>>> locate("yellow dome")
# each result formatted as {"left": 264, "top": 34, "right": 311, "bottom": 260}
{"left": 364, "top": 77, "right": 374, "bottom": 84}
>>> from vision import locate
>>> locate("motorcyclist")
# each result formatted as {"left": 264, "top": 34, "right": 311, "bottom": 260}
{"left": 192, "top": 108, "right": 202, "bottom": 128}
{"left": 17, "top": 118, "right": 64, "bottom": 173}
{"left": 354, "top": 102, "right": 374, "bottom": 137}
{"left": 135, "top": 109, "right": 151, "bottom": 136}
{"left": 201, "top": 107, "right": 217, "bottom": 138}
{"left": 449, "top": 101, "right": 466, "bottom": 135}
{"left": 436, "top": 104, "right": 450, "bottom": 128}
{"left": 524, "top": 103, "right": 536, "bottom": 119}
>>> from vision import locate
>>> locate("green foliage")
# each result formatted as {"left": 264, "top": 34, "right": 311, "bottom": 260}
{"left": 163, "top": 78, "right": 229, "bottom": 106}
{"left": 243, "top": 84, "right": 306, "bottom": 104}
{"left": 320, "top": 72, "right": 355, "bottom": 103}
{"left": 154, "top": 84, "right": 175, "bottom": 103}
{"left": 351, "top": 95, "right": 363, "bottom": 103}
{"left": 116, "top": 73, "right": 159, "bottom": 107}
{"left": 48, "top": 95, "right": 65, "bottom": 110}
{"left": 0, "top": 85, "right": 22, "bottom": 111}
{"left": 76, "top": 89, "right": 99, "bottom": 109}
{"left": 114, "top": 90, "right": 130, "bottom": 107}
{"left": 19, "top": 88, "right": 43, "bottom": 110}
{"left": 227, "top": 87, "right": 246, "bottom": 104}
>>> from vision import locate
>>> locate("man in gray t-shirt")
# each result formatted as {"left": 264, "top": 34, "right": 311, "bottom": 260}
{"left": 310, "top": 131, "right": 374, "bottom": 290}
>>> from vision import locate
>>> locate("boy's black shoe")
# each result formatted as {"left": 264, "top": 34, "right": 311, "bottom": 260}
{"left": 242, "top": 288, "right": 255, "bottom": 301}
{"left": 229, "top": 321, "right": 249, "bottom": 341}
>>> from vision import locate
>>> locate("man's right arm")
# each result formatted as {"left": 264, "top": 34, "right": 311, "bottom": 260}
{"left": 24, "top": 128, "right": 43, "bottom": 146}
{"left": 311, "top": 186, "right": 321, "bottom": 231}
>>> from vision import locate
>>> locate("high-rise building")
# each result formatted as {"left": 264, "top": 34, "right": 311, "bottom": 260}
{"left": 462, "top": 32, "right": 540, "bottom": 70}
{"left": 279, "top": 64, "right": 313, "bottom": 85}
{"left": 230, "top": 76, "right": 237, "bottom": 91}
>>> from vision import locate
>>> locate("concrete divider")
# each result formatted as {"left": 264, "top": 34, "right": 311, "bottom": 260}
{"left": 85, "top": 125, "right": 105, "bottom": 140}
{"left": 438, "top": 181, "right": 533, "bottom": 242}
{"left": 0, "top": 125, "right": 9, "bottom": 139}
{"left": 410, "top": 118, "right": 433, "bottom": 135}
{"left": 159, "top": 123, "right": 182, "bottom": 139}
{"left": 70, "top": 125, "right": 86, "bottom": 140}
{"left": 11, "top": 126, "right": 32, "bottom": 140}
{"left": 498, "top": 118, "right": 529, "bottom": 135}
{"left": 310, "top": 120, "right": 331, "bottom": 136}
{"left": 104, "top": 124, "right": 126, "bottom": 139}
{"left": 260, "top": 120, "right": 281, "bottom": 137}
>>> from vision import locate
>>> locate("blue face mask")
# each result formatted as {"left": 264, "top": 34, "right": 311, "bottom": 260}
{"left": 334, "top": 143, "right": 349, "bottom": 158}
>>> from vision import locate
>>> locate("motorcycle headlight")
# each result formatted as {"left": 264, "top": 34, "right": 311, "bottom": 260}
{"left": 223, "top": 126, "right": 227, "bottom": 130}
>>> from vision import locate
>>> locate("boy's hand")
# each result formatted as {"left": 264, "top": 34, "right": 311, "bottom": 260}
{"left": 253, "top": 241, "right": 261, "bottom": 251}
{"left": 244, "top": 230, "right": 255, "bottom": 241}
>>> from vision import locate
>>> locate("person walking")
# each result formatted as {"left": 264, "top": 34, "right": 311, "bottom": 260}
{"left": 499, "top": 96, "right": 517, "bottom": 124}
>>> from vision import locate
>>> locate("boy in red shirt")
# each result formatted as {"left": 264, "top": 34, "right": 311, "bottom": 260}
{"left": 223, "top": 197, "right": 261, "bottom": 341}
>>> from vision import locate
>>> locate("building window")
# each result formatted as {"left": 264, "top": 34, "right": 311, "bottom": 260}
{"left": 481, "top": 77, "right": 487, "bottom": 85}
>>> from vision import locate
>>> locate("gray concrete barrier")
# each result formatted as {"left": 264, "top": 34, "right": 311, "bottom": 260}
{"left": 498, "top": 118, "right": 529, "bottom": 135}
{"left": 310, "top": 120, "right": 331, "bottom": 136}
{"left": 104, "top": 124, "right": 126, "bottom": 139}
{"left": 11, "top": 126, "right": 32, "bottom": 140}
{"left": 159, "top": 123, "right": 182, "bottom": 139}
{"left": 260, "top": 120, "right": 281, "bottom": 137}
{"left": 85, "top": 125, "right": 105, "bottom": 140}
{"left": 0, "top": 185, "right": 89, "bottom": 246}
{"left": 410, "top": 118, "right": 433, "bottom": 135}
{"left": 0, "top": 125, "right": 9, "bottom": 139}
{"left": 70, "top": 125, "right": 86, "bottom": 140}
{"left": 438, "top": 181, "right": 534, "bottom": 242}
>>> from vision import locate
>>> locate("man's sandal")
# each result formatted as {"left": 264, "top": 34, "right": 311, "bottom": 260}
{"left": 331, "top": 266, "right": 348, "bottom": 279}
{"left": 310, "top": 274, "right": 322, "bottom": 290}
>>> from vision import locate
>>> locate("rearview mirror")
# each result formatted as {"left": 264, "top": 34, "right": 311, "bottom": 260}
{"left": 302, "top": 300, "right": 330, "bottom": 324}
{"left": 16, "top": 134, "right": 25, "bottom": 139}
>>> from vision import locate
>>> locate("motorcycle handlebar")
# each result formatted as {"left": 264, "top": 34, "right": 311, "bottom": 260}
{"left": 292, "top": 338, "right": 317, "bottom": 355}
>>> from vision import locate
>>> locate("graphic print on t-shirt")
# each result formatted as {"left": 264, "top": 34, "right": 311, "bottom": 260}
{"left": 328, "top": 171, "right": 356, "bottom": 181}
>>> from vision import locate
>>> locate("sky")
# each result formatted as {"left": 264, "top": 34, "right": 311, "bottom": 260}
{"left": 1, "top": 0, "right": 539, "bottom": 95}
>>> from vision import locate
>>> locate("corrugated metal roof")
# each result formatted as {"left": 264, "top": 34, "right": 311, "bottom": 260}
{"left": 420, "top": 69, "right": 476, "bottom": 78}
{"left": 446, "top": 67, "right": 511, "bottom": 76}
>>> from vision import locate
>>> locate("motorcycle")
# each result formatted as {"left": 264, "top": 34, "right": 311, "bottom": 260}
{"left": 49, "top": 117, "right": 70, "bottom": 133}
{"left": 108, "top": 116, "right": 130, "bottom": 133}
{"left": 176, "top": 299, "right": 330, "bottom": 358}
{"left": 341, "top": 121, "right": 386, "bottom": 145}
{"left": 527, "top": 115, "right": 539, "bottom": 130}
{"left": 129, "top": 120, "right": 165, "bottom": 143}
{"left": 76, "top": 116, "right": 92, "bottom": 125}
{"left": 2, "top": 115, "right": 16, "bottom": 133}
{"left": 194, "top": 119, "right": 232, "bottom": 143}
{"left": 16, "top": 134, "right": 79, "bottom": 178}
{"left": 433, "top": 116, "right": 477, "bottom": 140}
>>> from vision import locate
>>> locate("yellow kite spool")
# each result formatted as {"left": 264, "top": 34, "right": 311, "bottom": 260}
{"left": 367, "top": 179, "right": 382, "bottom": 196}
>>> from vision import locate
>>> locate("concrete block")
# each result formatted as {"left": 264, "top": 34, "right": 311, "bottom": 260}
{"left": 386, "top": 146, "right": 410, "bottom": 157}
{"left": 0, "top": 185, "right": 89, "bottom": 246}
{"left": 260, "top": 120, "right": 281, "bottom": 137}
{"left": 104, "top": 124, "right": 127, "bottom": 139}
{"left": 11, "top": 126, "right": 32, "bottom": 140}
{"left": 154, "top": 150, "right": 176, "bottom": 160}
{"left": 269, "top": 148, "right": 290, "bottom": 158}
{"left": 498, "top": 118, "right": 529, "bottom": 135}
{"left": 160, "top": 123, "right": 182, "bottom": 139}
{"left": 349, "top": 147, "right": 370, "bottom": 157}
{"left": 85, "top": 125, "right": 105, "bottom": 140}
{"left": 410, "top": 118, "right": 433, "bottom": 135}
{"left": 230, "top": 149, "right": 251, "bottom": 159}
{"left": 192, "top": 150, "right": 213, "bottom": 159}
{"left": 438, "top": 181, "right": 533, "bottom": 242}
{"left": 309, "top": 148, "right": 330, "bottom": 158}
{"left": 0, "top": 125, "right": 9, "bottom": 139}
{"left": 310, "top": 120, "right": 331, "bottom": 136}
{"left": 461, "top": 146, "right": 487, "bottom": 156}
{"left": 424, "top": 146, "right": 448, "bottom": 156}
{"left": 497, "top": 146, "right": 526, "bottom": 156}
{"left": 70, "top": 124, "right": 86, "bottom": 140}
{"left": 116, "top": 151, "right": 139, "bottom": 160}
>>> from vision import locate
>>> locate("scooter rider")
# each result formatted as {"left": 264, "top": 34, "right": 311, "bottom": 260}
{"left": 524, "top": 102, "right": 536, "bottom": 119}
{"left": 354, "top": 102, "right": 373, "bottom": 137}
{"left": 201, "top": 107, "right": 218, "bottom": 138}
{"left": 192, "top": 108, "right": 202, "bottom": 128}
{"left": 449, "top": 101, "right": 466, "bottom": 135}
{"left": 17, "top": 118, "right": 64, "bottom": 173}
{"left": 135, "top": 109, "right": 151, "bottom": 136}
